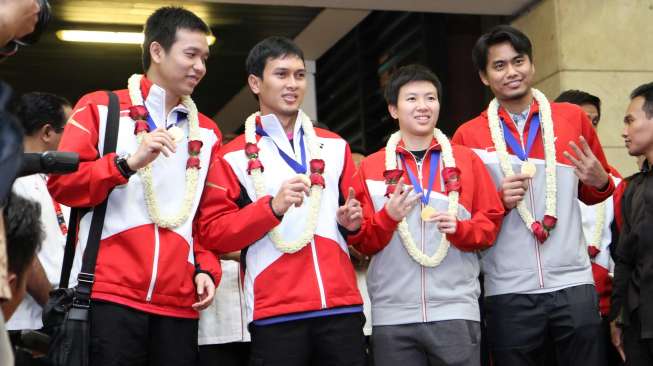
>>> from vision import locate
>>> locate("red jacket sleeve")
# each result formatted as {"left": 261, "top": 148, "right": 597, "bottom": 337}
{"left": 192, "top": 141, "right": 223, "bottom": 286}
{"left": 48, "top": 92, "right": 128, "bottom": 207}
{"left": 446, "top": 150, "right": 505, "bottom": 251}
{"left": 346, "top": 158, "right": 400, "bottom": 256}
{"left": 577, "top": 111, "right": 615, "bottom": 204}
{"left": 196, "top": 149, "right": 281, "bottom": 254}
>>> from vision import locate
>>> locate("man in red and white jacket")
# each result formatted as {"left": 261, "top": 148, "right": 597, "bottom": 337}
{"left": 347, "top": 64, "right": 504, "bottom": 366}
{"left": 452, "top": 25, "right": 614, "bottom": 366}
{"left": 48, "top": 7, "right": 221, "bottom": 366}
{"left": 197, "top": 37, "right": 366, "bottom": 366}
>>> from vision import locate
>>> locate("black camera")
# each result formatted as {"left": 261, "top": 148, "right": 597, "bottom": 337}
{"left": 0, "top": 0, "right": 51, "bottom": 57}
{"left": 19, "top": 151, "right": 79, "bottom": 177}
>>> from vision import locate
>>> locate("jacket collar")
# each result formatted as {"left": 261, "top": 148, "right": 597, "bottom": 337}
{"left": 139, "top": 76, "right": 189, "bottom": 129}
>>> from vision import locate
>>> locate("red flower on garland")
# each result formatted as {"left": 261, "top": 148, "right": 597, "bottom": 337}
{"left": 531, "top": 221, "right": 549, "bottom": 244}
{"left": 188, "top": 140, "right": 203, "bottom": 155}
{"left": 442, "top": 167, "right": 461, "bottom": 193}
{"left": 128, "top": 105, "right": 148, "bottom": 121}
{"left": 542, "top": 215, "right": 557, "bottom": 231}
{"left": 383, "top": 169, "right": 404, "bottom": 197}
{"left": 245, "top": 143, "right": 260, "bottom": 158}
{"left": 134, "top": 120, "right": 149, "bottom": 135}
{"left": 587, "top": 246, "right": 601, "bottom": 259}
{"left": 310, "top": 159, "right": 325, "bottom": 174}
{"left": 247, "top": 159, "right": 264, "bottom": 174}
{"left": 310, "top": 173, "right": 325, "bottom": 187}
{"left": 186, "top": 156, "right": 201, "bottom": 170}
{"left": 383, "top": 169, "right": 403, "bottom": 183}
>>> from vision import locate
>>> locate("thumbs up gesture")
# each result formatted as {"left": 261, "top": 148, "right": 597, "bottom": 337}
{"left": 337, "top": 187, "right": 363, "bottom": 232}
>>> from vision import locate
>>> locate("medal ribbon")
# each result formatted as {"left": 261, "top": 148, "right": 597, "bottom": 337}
{"left": 501, "top": 113, "right": 541, "bottom": 161}
{"left": 256, "top": 125, "right": 307, "bottom": 174}
{"left": 399, "top": 150, "right": 440, "bottom": 205}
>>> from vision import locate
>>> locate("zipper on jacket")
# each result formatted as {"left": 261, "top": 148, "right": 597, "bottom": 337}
{"left": 310, "top": 239, "right": 328, "bottom": 308}
{"left": 146, "top": 224, "right": 161, "bottom": 302}
{"left": 516, "top": 122, "right": 545, "bottom": 289}
{"left": 400, "top": 147, "right": 436, "bottom": 322}
{"left": 417, "top": 159, "right": 428, "bottom": 323}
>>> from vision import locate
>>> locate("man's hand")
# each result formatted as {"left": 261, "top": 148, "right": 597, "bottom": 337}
{"left": 271, "top": 176, "right": 311, "bottom": 216}
{"left": 500, "top": 174, "right": 530, "bottom": 210}
{"left": 426, "top": 212, "right": 458, "bottom": 234}
{"left": 337, "top": 187, "right": 363, "bottom": 232}
{"left": 127, "top": 128, "right": 177, "bottom": 171}
{"left": 563, "top": 136, "right": 609, "bottom": 189}
{"left": 192, "top": 272, "right": 215, "bottom": 311}
{"left": 610, "top": 320, "right": 626, "bottom": 362}
{"left": 385, "top": 178, "right": 420, "bottom": 221}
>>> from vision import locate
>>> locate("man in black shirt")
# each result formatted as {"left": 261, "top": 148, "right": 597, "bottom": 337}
{"left": 611, "top": 81, "right": 653, "bottom": 365}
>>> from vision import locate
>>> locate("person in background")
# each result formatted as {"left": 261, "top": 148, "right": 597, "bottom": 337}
{"left": 555, "top": 89, "right": 622, "bottom": 365}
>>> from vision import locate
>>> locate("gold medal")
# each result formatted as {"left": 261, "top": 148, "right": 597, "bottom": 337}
{"left": 521, "top": 161, "right": 537, "bottom": 177}
{"left": 167, "top": 126, "right": 184, "bottom": 143}
{"left": 420, "top": 205, "right": 436, "bottom": 221}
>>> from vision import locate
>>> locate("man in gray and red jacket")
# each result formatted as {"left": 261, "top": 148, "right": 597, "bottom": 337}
{"left": 348, "top": 64, "right": 504, "bottom": 366}
{"left": 452, "top": 25, "right": 614, "bottom": 366}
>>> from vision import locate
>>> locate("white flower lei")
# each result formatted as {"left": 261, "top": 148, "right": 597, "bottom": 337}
{"left": 487, "top": 89, "right": 557, "bottom": 233}
{"left": 244, "top": 110, "right": 323, "bottom": 254}
{"left": 385, "top": 129, "right": 459, "bottom": 267}
{"left": 127, "top": 74, "right": 201, "bottom": 229}
{"left": 586, "top": 200, "right": 606, "bottom": 254}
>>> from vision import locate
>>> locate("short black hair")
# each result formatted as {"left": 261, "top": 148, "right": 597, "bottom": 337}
{"left": 630, "top": 82, "right": 653, "bottom": 119}
{"left": 245, "top": 36, "right": 304, "bottom": 78}
{"left": 472, "top": 25, "right": 533, "bottom": 73}
{"left": 3, "top": 192, "right": 43, "bottom": 278}
{"left": 142, "top": 6, "right": 211, "bottom": 72}
{"left": 384, "top": 64, "right": 442, "bottom": 106}
{"left": 555, "top": 90, "right": 601, "bottom": 118}
{"left": 15, "top": 92, "right": 70, "bottom": 136}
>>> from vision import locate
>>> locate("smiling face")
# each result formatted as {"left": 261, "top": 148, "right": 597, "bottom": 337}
{"left": 151, "top": 28, "right": 209, "bottom": 98}
{"left": 389, "top": 80, "right": 440, "bottom": 138}
{"left": 480, "top": 41, "right": 535, "bottom": 104}
{"left": 248, "top": 54, "right": 306, "bottom": 119}
{"left": 623, "top": 96, "right": 653, "bottom": 158}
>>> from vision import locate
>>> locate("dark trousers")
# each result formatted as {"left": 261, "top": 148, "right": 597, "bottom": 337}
{"left": 248, "top": 312, "right": 366, "bottom": 366}
{"left": 199, "top": 342, "right": 250, "bottom": 366}
{"left": 623, "top": 311, "right": 653, "bottom": 366}
{"left": 90, "top": 300, "right": 199, "bottom": 366}
{"left": 484, "top": 284, "right": 605, "bottom": 366}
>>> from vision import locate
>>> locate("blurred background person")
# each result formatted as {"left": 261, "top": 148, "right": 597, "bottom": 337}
{"left": 1, "top": 192, "right": 43, "bottom": 364}
{"left": 6, "top": 92, "right": 81, "bottom": 366}
{"left": 555, "top": 89, "right": 622, "bottom": 365}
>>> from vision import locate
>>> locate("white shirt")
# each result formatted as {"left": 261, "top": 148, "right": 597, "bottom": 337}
{"left": 6, "top": 174, "right": 83, "bottom": 330}
{"left": 198, "top": 260, "right": 250, "bottom": 345}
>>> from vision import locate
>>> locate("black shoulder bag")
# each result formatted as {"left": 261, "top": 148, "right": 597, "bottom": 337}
{"left": 42, "top": 91, "right": 120, "bottom": 366}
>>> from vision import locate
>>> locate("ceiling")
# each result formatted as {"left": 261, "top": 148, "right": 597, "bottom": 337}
{"left": 0, "top": 0, "right": 321, "bottom": 117}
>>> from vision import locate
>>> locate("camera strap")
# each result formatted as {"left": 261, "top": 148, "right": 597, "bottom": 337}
{"left": 59, "top": 91, "right": 120, "bottom": 290}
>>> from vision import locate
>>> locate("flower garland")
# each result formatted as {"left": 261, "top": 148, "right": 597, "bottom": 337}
{"left": 384, "top": 129, "right": 460, "bottom": 267}
{"left": 244, "top": 110, "right": 324, "bottom": 254}
{"left": 586, "top": 200, "right": 606, "bottom": 259}
{"left": 127, "top": 74, "right": 202, "bottom": 229}
{"left": 487, "top": 89, "right": 557, "bottom": 243}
